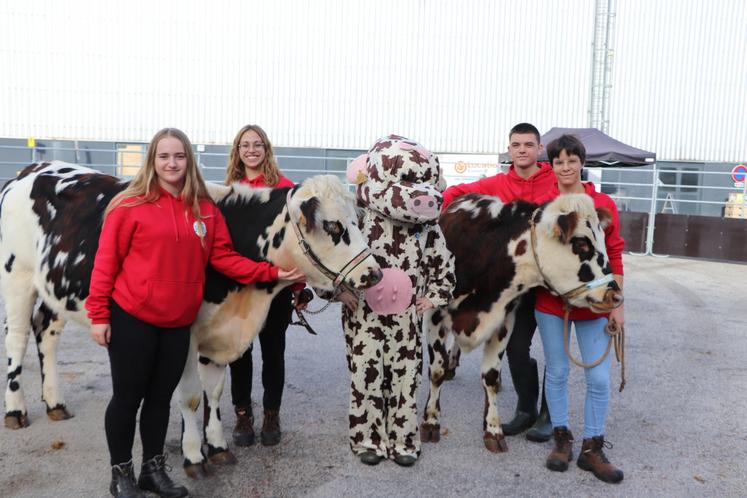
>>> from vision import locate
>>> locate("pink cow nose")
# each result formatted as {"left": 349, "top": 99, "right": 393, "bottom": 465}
{"left": 408, "top": 195, "right": 438, "bottom": 218}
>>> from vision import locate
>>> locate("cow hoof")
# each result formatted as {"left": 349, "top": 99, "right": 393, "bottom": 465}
{"left": 483, "top": 432, "right": 508, "bottom": 453}
{"left": 184, "top": 461, "right": 211, "bottom": 480}
{"left": 208, "top": 450, "right": 237, "bottom": 466}
{"left": 420, "top": 423, "right": 441, "bottom": 443}
{"left": 47, "top": 406, "right": 74, "bottom": 421}
{"left": 4, "top": 412, "right": 29, "bottom": 429}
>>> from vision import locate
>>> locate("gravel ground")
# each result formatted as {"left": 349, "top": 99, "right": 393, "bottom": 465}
{"left": 0, "top": 254, "right": 745, "bottom": 497}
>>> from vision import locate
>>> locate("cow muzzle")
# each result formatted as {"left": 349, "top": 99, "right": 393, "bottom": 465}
{"left": 585, "top": 288, "right": 624, "bottom": 312}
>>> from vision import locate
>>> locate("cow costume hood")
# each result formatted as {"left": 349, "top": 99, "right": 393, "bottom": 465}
{"left": 348, "top": 135, "right": 446, "bottom": 226}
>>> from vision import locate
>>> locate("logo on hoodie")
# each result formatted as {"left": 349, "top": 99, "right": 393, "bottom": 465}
{"left": 193, "top": 221, "right": 207, "bottom": 237}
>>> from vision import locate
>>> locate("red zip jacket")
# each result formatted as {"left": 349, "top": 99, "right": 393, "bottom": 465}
{"left": 535, "top": 182, "right": 625, "bottom": 320}
{"left": 442, "top": 162, "right": 556, "bottom": 209}
{"left": 239, "top": 173, "right": 304, "bottom": 292}
{"left": 86, "top": 189, "right": 280, "bottom": 328}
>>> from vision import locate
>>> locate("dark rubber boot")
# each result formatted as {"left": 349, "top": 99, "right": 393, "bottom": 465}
{"left": 109, "top": 460, "right": 145, "bottom": 498}
{"left": 138, "top": 455, "right": 189, "bottom": 498}
{"left": 526, "top": 369, "right": 552, "bottom": 442}
{"left": 501, "top": 358, "right": 539, "bottom": 435}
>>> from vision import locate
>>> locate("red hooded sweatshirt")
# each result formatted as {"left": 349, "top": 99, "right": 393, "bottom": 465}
{"left": 535, "top": 181, "right": 625, "bottom": 320}
{"left": 442, "top": 162, "right": 556, "bottom": 209}
{"left": 86, "top": 189, "right": 280, "bottom": 328}
{"left": 240, "top": 173, "right": 304, "bottom": 292}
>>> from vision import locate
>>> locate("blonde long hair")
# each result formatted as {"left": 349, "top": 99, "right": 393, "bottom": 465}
{"left": 225, "top": 124, "right": 281, "bottom": 186}
{"left": 105, "top": 128, "right": 209, "bottom": 225}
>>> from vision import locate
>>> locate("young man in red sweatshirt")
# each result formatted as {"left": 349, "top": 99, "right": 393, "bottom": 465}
{"left": 442, "top": 122, "right": 555, "bottom": 442}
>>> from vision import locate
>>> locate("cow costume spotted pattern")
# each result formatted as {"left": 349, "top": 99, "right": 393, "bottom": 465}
{"left": 342, "top": 135, "right": 455, "bottom": 462}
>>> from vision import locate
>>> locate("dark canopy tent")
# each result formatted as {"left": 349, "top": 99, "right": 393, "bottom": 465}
{"left": 499, "top": 127, "right": 656, "bottom": 167}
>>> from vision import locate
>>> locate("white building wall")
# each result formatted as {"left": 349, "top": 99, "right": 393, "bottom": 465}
{"left": 0, "top": 0, "right": 593, "bottom": 153}
{"left": 608, "top": 0, "right": 747, "bottom": 162}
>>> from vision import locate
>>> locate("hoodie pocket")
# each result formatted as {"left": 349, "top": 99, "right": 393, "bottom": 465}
{"left": 145, "top": 280, "right": 203, "bottom": 325}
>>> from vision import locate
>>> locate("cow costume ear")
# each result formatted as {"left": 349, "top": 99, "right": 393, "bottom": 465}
{"left": 299, "top": 197, "right": 320, "bottom": 231}
{"left": 553, "top": 211, "right": 579, "bottom": 243}
{"left": 596, "top": 207, "right": 613, "bottom": 230}
{"left": 346, "top": 154, "right": 369, "bottom": 185}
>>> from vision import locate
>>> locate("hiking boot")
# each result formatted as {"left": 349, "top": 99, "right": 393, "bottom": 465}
{"left": 501, "top": 358, "right": 539, "bottom": 435}
{"left": 577, "top": 436, "right": 624, "bottom": 483}
{"left": 109, "top": 460, "right": 145, "bottom": 498}
{"left": 546, "top": 426, "right": 574, "bottom": 472}
{"left": 261, "top": 409, "right": 281, "bottom": 446}
{"left": 138, "top": 455, "right": 189, "bottom": 498}
{"left": 232, "top": 407, "right": 255, "bottom": 447}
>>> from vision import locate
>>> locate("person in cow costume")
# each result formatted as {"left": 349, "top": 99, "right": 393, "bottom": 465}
{"left": 339, "top": 135, "right": 455, "bottom": 466}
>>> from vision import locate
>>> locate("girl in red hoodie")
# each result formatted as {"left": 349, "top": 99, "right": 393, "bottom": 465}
{"left": 225, "top": 124, "right": 306, "bottom": 448}
{"left": 537, "top": 134, "right": 625, "bottom": 484}
{"left": 86, "top": 128, "right": 304, "bottom": 498}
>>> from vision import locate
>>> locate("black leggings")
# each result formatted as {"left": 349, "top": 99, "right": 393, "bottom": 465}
{"left": 105, "top": 301, "right": 190, "bottom": 465}
{"left": 229, "top": 289, "right": 292, "bottom": 412}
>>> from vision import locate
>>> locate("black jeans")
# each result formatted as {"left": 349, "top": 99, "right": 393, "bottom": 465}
{"left": 505, "top": 292, "right": 538, "bottom": 370}
{"left": 229, "top": 288, "right": 293, "bottom": 412}
{"left": 105, "top": 301, "right": 190, "bottom": 465}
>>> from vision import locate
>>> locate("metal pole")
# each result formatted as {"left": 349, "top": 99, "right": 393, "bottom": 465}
{"left": 644, "top": 162, "right": 658, "bottom": 255}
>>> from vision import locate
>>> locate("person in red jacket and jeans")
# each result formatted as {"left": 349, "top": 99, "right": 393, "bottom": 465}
{"left": 87, "top": 128, "right": 304, "bottom": 498}
{"left": 442, "top": 122, "right": 555, "bottom": 442}
{"left": 225, "top": 124, "right": 307, "bottom": 448}
{"left": 539, "top": 134, "right": 625, "bottom": 483}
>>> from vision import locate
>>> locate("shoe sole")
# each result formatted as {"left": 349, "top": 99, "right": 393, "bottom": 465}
{"left": 232, "top": 434, "right": 255, "bottom": 447}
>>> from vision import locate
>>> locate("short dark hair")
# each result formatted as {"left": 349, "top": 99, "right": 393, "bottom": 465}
{"left": 509, "top": 123, "right": 541, "bottom": 143}
{"left": 546, "top": 134, "right": 586, "bottom": 165}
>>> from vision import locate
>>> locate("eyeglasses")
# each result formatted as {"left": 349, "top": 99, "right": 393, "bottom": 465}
{"left": 238, "top": 142, "right": 265, "bottom": 151}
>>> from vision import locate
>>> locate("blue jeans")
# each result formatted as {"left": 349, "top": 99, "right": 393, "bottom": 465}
{"left": 535, "top": 311, "right": 611, "bottom": 439}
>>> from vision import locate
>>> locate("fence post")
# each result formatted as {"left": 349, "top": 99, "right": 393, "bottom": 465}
{"left": 644, "top": 162, "right": 658, "bottom": 255}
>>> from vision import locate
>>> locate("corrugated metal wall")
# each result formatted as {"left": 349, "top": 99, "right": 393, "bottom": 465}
{"left": 609, "top": 0, "right": 747, "bottom": 162}
{"left": 1, "top": 0, "right": 744, "bottom": 161}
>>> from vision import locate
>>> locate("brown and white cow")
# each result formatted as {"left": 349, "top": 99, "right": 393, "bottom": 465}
{"left": 0, "top": 162, "right": 381, "bottom": 474}
{"left": 420, "top": 192, "right": 622, "bottom": 452}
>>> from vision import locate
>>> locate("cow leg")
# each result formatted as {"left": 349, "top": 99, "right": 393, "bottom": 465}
{"left": 444, "top": 341, "right": 461, "bottom": 381}
{"left": 199, "top": 359, "right": 236, "bottom": 466}
{"left": 175, "top": 336, "right": 210, "bottom": 479}
{"left": 421, "top": 308, "right": 449, "bottom": 443}
{"left": 31, "top": 302, "right": 73, "bottom": 421}
{"left": 2, "top": 267, "right": 37, "bottom": 429}
{"left": 481, "top": 321, "right": 514, "bottom": 453}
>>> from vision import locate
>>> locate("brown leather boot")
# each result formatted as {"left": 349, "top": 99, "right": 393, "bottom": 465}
{"left": 261, "top": 409, "right": 281, "bottom": 446}
{"left": 546, "top": 426, "right": 574, "bottom": 472}
{"left": 232, "top": 407, "right": 255, "bottom": 447}
{"left": 577, "top": 436, "right": 624, "bottom": 483}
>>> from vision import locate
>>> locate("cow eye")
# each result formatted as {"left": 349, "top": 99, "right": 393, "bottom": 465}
{"left": 323, "top": 220, "right": 343, "bottom": 236}
{"left": 572, "top": 237, "right": 591, "bottom": 253}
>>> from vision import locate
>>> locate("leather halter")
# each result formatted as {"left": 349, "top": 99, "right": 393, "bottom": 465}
{"left": 286, "top": 189, "right": 371, "bottom": 293}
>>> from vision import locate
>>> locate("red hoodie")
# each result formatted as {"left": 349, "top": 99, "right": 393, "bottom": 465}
{"left": 86, "top": 189, "right": 280, "bottom": 328}
{"left": 535, "top": 182, "right": 625, "bottom": 320}
{"left": 239, "top": 173, "right": 304, "bottom": 292}
{"left": 442, "top": 162, "right": 556, "bottom": 209}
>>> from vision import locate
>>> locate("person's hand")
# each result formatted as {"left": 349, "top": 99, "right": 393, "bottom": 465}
{"left": 608, "top": 303, "right": 625, "bottom": 328}
{"left": 278, "top": 267, "right": 306, "bottom": 284}
{"left": 91, "top": 323, "right": 111, "bottom": 347}
{"left": 415, "top": 296, "right": 435, "bottom": 315}
{"left": 338, "top": 289, "right": 359, "bottom": 312}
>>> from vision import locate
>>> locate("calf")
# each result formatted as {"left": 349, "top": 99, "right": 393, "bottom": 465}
{"left": 420, "top": 193, "right": 622, "bottom": 452}
{"left": 0, "top": 162, "right": 382, "bottom": 469}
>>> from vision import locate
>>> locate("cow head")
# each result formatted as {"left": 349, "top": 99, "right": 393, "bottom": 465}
{"left": 348, "top": 134, "right": 446, "bottom": 225}
{"left": 285, "top": 175, "right": 382, "bottom": 291}
{"left": 534, "top": 194, "right": 623, "bottom": 312}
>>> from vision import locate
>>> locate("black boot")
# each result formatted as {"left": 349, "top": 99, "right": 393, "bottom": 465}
{"left": 138, "top": 455, "right": 189, "bottom": 498}
{"left": 110, "top": 460, "right": 145, "bottom": 498}
{"left": 526, "top": 368, "right": 552, "bottom": 442}
{"left": 501, "top": 357, "right": 539, "bottom": 435}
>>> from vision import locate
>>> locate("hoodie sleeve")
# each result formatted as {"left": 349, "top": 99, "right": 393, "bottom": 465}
{"left": 86, "top": 206, "right": 136, "bottom": 325}
{"left": 209, "top": 210, "right": 280, "bottom": 284}
{"left": 442, "top": 175, "right": 504, "bottom": 211}
{"left": 601, "top": 195, "right": 625, "bottom": 275}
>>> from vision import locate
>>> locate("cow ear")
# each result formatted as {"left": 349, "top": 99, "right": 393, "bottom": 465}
{"left": 553, "top": 211, "right": 578, "bottom": 243}
{"left": 299, "top": 197, "right": 319, "bottom": 231}
{"left": 596, "top": 207, "right": 612, "bottom": 230}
